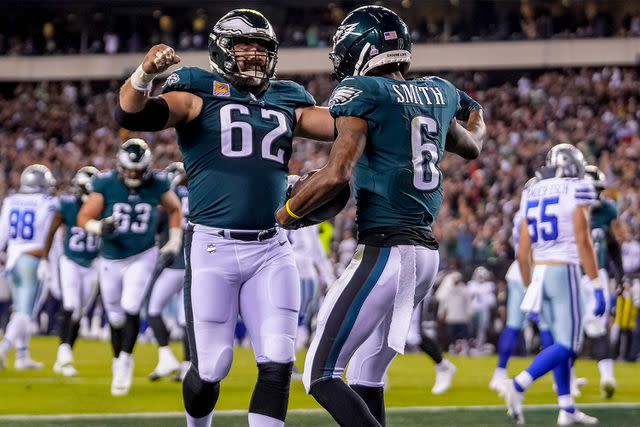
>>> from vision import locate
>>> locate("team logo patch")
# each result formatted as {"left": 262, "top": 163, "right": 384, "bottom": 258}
{"left": 213, "top": 81, "right": 231, "bottom": 97}
{"left": 384, "top": 31, "right": 398, "bottom": 40}
{"left": 164, "top": 72, "right": 180, "bottom": 87}
{"left": 328, "top": 86, "right": 362, "bottom": 107}
{"left": 333, "top": 23, "right": 359, "bottom": 45}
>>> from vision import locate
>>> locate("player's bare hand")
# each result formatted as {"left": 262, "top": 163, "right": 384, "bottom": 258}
{"left": 142, "top": 44, "right": 181, "bottom": 74}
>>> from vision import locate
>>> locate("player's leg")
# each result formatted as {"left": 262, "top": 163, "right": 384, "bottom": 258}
{"left": 147, "top": 267, "right": 183, "bottom": 380}
{"left": 491, "top": 279, "right": 526, "bottom": 390}
{"left": 98, "top": 256, "right": 127, "bottom": 395}
{"left": 295, "top": 276, "right": 318, "bottom": 351}
{"left": 343, "top": 246, "right": 439, "bottom": 425}
{"left": 54, "top": 256, "right": 83, "bottom": 376}
{"left": 174, "top": 285, "right": 190, "bottom": 381}
{"left": 182, "top": 227, "right": 241, "bottom": 427}
{"left": 113, "top": 246, "right": 159, "bottom": 393}
{"left": 583, "top": 269, "right": 615, "bottom": 397}
{"left": 239, "top": 236, "right": 300, "bottom": 427}
{"left": 9, "top": 255, "right": 43, "bottom": 369}
{"left": 304, "top": 245, "right": 420, "bottom": 427}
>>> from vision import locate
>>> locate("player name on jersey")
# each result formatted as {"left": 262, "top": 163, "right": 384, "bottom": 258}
{"left": 391, "top": 84, "right": 446, "bottom": 105}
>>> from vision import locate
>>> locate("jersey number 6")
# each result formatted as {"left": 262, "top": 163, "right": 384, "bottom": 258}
{"left": 411, "top": 116, "right": 442, "bottom": 192}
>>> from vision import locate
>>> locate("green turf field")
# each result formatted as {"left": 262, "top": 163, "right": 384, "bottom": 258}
{"left": 1, "top": 336, "right": 639, "bottom": 426}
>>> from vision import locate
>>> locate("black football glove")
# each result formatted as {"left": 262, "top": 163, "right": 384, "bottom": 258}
{"left": 100, "top": 217, "right": 117, "bottom": 235}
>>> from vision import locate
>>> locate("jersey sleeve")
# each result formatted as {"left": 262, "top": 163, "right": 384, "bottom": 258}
{"left": 328, "top": 77, "right": 375, "bottom": 119}
{"left": 292, "top": 82, "right": 315, "bottom": 108}
{"left": 154, "top": 172, "right": 171, "bottom": 195}
{"left": 90, "top": 173, "right": 111, "bottom": 196}
{"left": 0, "top": 199, "right": 11, "bottom": 250}
{"left": 572, "top": 181, "right": 597, "bottom": 206}
{"left": 161, "top": 67, "right": 193, "bottom": 94}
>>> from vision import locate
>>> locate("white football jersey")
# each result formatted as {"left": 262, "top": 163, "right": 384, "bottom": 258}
{"left": 520, "top": 177, "right": 595, "bottom": 264}
{"left": 0, "top": 192, "right": 60, "bottom": 270}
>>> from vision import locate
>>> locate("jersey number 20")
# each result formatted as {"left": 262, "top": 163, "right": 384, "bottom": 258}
{"left": 411, "top": 116, "right": 441, "bottom": 192}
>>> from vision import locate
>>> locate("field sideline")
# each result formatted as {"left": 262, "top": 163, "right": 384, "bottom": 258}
{"left": 1, "top": 337, "right": 639, "bottom": 426}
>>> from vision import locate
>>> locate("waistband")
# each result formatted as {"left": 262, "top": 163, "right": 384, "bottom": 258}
{"left": 189, "top": 223, "right": 278, "bottom": 242}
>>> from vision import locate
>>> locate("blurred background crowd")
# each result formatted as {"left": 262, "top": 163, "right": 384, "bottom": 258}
{"left": 0, "top": 64, "right": 639, "bottom": 358}
{"left": 0, "top": 0, "right": 639, "bottom": 55}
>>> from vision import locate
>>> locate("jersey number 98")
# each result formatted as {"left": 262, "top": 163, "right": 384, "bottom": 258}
{"left": 9, "top": 208, "right": 35, "bottom": 240}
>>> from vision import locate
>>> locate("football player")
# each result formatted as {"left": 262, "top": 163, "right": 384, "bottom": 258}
{"left": 287, "top": 224, "right": 336, "bottom": 352}
{"left": 276, "top": 6, "right": 485, "bottom": 426}
{"left": 147, "top": 162, "right": 190, "bottom": 381}
{"left": 77, "top": 139, "right": 183, "bottom": 396}
{"left": 581, "top": 164, "right": 621, "bottom": 397}
{"left": 115, "top": 9, "right": 335, "bottom": 427}
{"left": 0, "top": 165, "right": 59, "bottom": 370}
{"left": 502, "top": 144, "right": 602, "bottom": 425}
{"left": 40, "top": 166, "right": 101, "bottom": 377}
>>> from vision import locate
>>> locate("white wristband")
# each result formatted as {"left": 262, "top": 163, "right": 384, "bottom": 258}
{"left": 84, "top": 219, "right": 102, "bottom": 235}
{"left": 589, "top": 276, "right": 603, "bottom": 290}
{"left": 130, "top": 64, "right": 157, "bottom": 93}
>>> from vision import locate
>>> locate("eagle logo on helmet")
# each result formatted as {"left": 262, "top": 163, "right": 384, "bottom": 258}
{"left": 333, "top": 23, "right": 359, "bottom": 46}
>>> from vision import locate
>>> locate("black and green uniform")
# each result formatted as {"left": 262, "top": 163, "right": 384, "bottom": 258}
{"left": 91, "top": 170, "right": 170, "bottom": 260}
{"left": 591, "top": 199, "right": 618, "bottom": 269}
{"left": 162, "top": 67, "right": 315, "bottom": 230}
{"left": 59, "top": 195, "right": 100, "bottom": 266}
{"left": 328, "top": 75, "right": 467, "bottom": 247}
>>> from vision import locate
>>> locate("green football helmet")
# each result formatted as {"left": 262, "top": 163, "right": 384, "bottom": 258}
{"left": 208, "top": 9, "right": 278, "bottom": 91}
{"left": 330, "top": 5, "right": 411, "bottom": 81}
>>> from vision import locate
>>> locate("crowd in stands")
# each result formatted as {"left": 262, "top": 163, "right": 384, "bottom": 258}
{"left": 0, "top": 66, "right": 639, "bottom": 356}
{"left": 0, "top": 2, "right": 639, "bottom": 55}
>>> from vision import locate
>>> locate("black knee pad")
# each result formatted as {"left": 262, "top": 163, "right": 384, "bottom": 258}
{"left": 249, "top": 362, "right": 293, "bottom": 422}
{"left": 183, "top": 367, "right": 220, "bottom": 418}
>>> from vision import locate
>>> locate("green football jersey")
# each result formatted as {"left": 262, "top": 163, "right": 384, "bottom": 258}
{"left": 328, "top": 75, "right": 463, "bottom": 232}
{"left": 591, "top": 199, "right": 618, "bottom": 268}
{"left": 91, "top": 170, "right": 170, "bottom": 260}
{"left": 59, "top": 195, "right": 100, "bottom": 267}
{"left": 162, "top": 67, "right": 315, "bottom": 230}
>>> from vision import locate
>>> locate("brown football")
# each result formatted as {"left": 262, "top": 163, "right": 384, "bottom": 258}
{"left": 290, "top": 169, "right": 351, "bottom": 223}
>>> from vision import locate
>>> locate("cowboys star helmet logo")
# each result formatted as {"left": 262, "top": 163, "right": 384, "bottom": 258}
{"left": 333, "top": 23, "right": 359, "bottom": 46}
{"left": 328, "top": 86, "right": 362, "bottom": 107}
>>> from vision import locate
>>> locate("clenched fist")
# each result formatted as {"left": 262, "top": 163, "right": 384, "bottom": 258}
{"left": 142, "top": 44, "right": 182, "bottom": 74}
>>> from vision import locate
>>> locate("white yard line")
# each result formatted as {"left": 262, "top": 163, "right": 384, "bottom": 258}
{"left": 2, "top": 403, "right": 639, "bottom": 421}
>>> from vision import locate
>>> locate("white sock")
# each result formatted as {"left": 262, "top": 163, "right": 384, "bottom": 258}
{"left": 493, "top": 367, "right": 507, "bottom": 377}
{"left": 514, "top": 371, "right": 533, "bottom": 391}
{"left": 558, "top": 394, "right": 575, "bottom": 412}
{"left": 186, "top": 410, "right": 213, "bottom": 427}
{"left": 598, "top": 359, "right": 614, "bottom": 380}
{"left": 248, "top": 412, "right": 284, "bottom": 427}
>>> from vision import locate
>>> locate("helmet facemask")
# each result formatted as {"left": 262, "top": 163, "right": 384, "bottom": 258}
{"left": 117, "top": 139, "right": 152, "bottom": 189}
{"left": 209, "top": 10, "right": 279, "bottom": 93}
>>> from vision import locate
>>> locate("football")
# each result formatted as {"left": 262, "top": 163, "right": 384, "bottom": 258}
{"left": 290, "top": 169, "right": 351, "bottom": 223}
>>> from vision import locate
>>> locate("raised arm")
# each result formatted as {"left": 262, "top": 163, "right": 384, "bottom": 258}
{"left": 276, "top": 115, "right": 367, "bottom": 226}
{"left": 116, "top": 44, "right": 202, "bottom": 131}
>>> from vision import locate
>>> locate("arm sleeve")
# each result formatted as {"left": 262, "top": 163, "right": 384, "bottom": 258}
{"left": 573, "top": 181, "right": 597, "bottom": 206}
{"left": 455, "top": 89, "right": 482, "bottom": 121}
{"left": 90, "top": 175, "right": 108, "bottom": 196}
{"left": 328, "top": 77, "right": 375, "bottom": 119}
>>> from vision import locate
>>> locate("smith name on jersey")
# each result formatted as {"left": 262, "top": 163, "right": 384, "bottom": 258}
{"left": 328, "top": 75, "right": 462, "bottom": 232}
{"left": 162, "top": 67, "right": 315, "bottom": 230}
{"left": 59, "top": 195, "right": 100, "bottom": 267}
{"left": 91, "top": 170, "right": 170, "bottom": 260}
{"left": 520, "top": 177, "right": 596, "bottom": 264}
